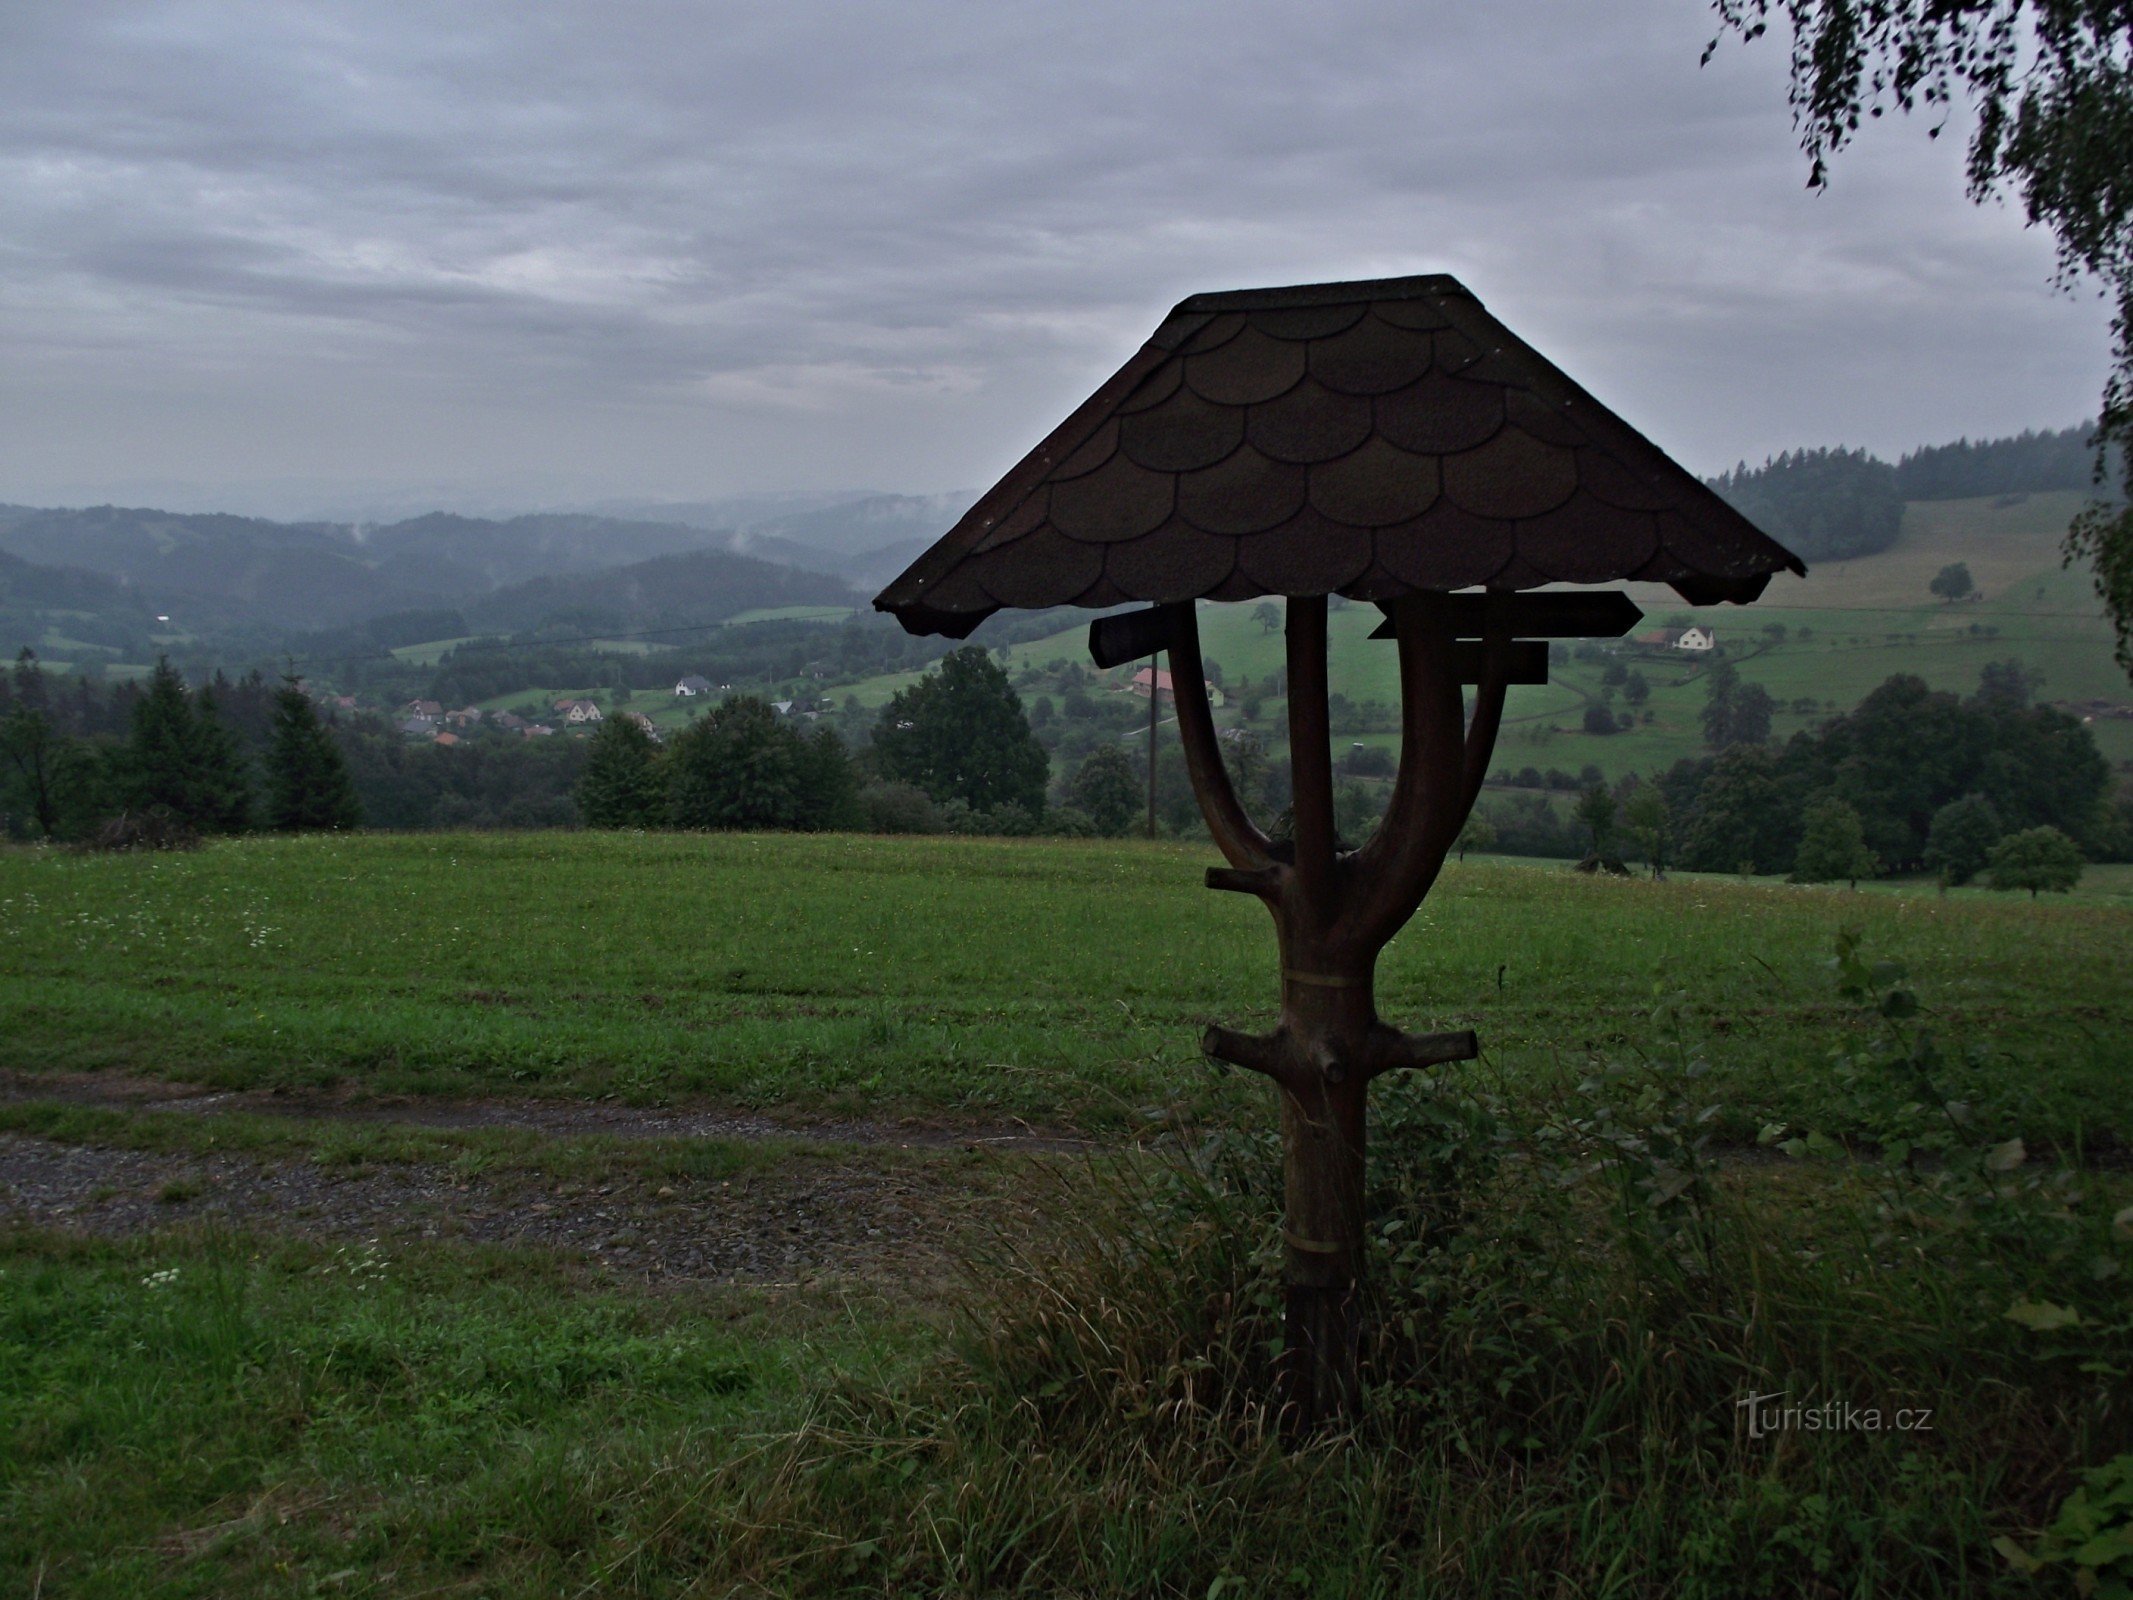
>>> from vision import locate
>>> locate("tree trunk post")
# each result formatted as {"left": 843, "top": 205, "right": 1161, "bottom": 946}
{"left": 1169, "top": 594, "right": 1514, "bottom": 1438}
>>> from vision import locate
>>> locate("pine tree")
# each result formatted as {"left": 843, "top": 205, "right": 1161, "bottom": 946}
{"left": 266, "top": 679, "right": 362, "bottom": 831}
{"left": 576, "top": 714, "right": 665, "bottom": 829}
{"left": 125, "top": 658, "right": 252, "bottom": 833}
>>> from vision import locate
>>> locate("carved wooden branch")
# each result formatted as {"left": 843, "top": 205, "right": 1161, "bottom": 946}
{"left": 1364, "top": 1024, "right": 1479, "bottom": 1078}
{"left": 1166, "top": 602, "right": 1274, "bottom": 872}
{"left": 1457, "top": 630, "right": 1513, "bottom": 825}
{"left": 1285, "top": 597, "right": 1338, "bottom": 922}
{"left": 1344, "top": 596, "right": 1465, "bottom": 950}
{"left": 1201, "top": 1024, "right": 1292, "bottom": 1082}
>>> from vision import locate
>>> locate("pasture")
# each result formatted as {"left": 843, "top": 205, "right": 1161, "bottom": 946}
{"left": 0, "top": 831, "right": 2127, "bottom": 1142}
{"left": 3, "top": 830, "right": 2130, "bottom": 1596}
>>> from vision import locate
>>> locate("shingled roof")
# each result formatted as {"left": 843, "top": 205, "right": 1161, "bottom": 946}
{"left": 875, "top": 275, "right": 1804, "bottom": 638}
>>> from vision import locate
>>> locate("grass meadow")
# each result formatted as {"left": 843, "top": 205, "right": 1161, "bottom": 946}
{"left": 1, "top": 830, "right": 2129, "bottom": 1143}
{"left": 3, "top": 830, "right": 2131, "bottom": 1596}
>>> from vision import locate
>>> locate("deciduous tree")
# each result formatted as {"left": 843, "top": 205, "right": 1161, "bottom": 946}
{"left": 1987, "top": 824, "right": 2086, "bottom": 896}
{"left": 873, "top": 647, "right": 1048, "bottom": 816}
{"left": 1790, "top": 796, "right": 1880, "bottom": 886}
{"left": 669, "top": 697, "right": 855, "bottom": 832}
{"left": 1066, "top": 742, "right": 1140, "bottom": 836}
{"left": 1930, "top": 561, "right": 1976, "bottom": 602}
{"left": 1924, "top": 793, "right": 2003, "bottom": 883}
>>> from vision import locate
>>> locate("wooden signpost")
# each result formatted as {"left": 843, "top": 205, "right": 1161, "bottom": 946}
{"left": 876, "top": 275, "right": 1803, "bottom": 1435}
{"left": 1101, "top": 590, "right": 1638, "bottom": 1427}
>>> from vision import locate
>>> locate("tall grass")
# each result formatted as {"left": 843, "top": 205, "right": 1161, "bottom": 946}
{"left": 667, "top": 1068, "right": 2131, "bottom": 1596}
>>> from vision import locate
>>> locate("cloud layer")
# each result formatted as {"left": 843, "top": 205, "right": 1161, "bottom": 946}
{"left": 0, "top": 0, "right": 2111, "bottom": 516}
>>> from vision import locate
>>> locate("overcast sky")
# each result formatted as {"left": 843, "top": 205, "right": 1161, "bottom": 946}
{"left": 0, "top": 0, "right": 2112, "bottom": 521}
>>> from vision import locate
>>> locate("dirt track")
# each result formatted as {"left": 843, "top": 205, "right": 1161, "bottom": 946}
{"left": 0, "top": 1071, "right": 1070, "bottom": 1288}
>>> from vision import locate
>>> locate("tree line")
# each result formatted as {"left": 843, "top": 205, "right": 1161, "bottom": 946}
{"left": 0, "top": 652, "right": 359, "bottom": 842}
{"left": 1469, "top": 660, "right": 2127, "bottom": 894}
{"left": 1706, "top": 425, "right": 2122, "bottom": 566}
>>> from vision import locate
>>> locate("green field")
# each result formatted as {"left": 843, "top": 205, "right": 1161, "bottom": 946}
{"left": 3, "top": 830, "right": 2131, "bottom": 1596}
{"left": 387, "top": 634, "right": 483, "bottom": 666}
{"left": 2, "top": 831, "right": 2127, "bottom": 1144}
{"left": 831, "top": 490, "right": 2132, "bottom": 777}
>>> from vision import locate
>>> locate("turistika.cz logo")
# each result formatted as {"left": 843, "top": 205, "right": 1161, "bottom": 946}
{"left": 1735, "top": 1391, "right": 1934, "bottom": 1441}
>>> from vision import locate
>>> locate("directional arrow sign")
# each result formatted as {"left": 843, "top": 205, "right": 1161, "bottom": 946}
{"left": 1366, "top": 591, "right": 1644, "bottom": 641}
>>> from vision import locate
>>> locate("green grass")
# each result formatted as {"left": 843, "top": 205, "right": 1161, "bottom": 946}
{"left": 1, "top": 832, "right": 2127, "bottom": 1146}
{"left": 721, "top": 604, "right": 859, "bottom": 628}
{"left": 0, "top": 1225, "right": 914, "bottom": 1598}
{"left": 5, "top": 831, "right": 2130, "bottom": 1594}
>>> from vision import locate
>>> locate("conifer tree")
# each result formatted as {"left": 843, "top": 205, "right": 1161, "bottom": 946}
{"left": 576, "top": 714, "right": 665, "bottom": 829}
{"left": 126, "top": 658, "right": 252, "bottom": 832}
{"left": 266, "top": 678, "right": 362, "bottom": 831}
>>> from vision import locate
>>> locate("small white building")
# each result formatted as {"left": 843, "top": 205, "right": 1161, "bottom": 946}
{"left": 674, "top": 675, "right": 713, "bottom": 697}
{"left": 1672, "top": 625, "right": 1717, "bottom": 653}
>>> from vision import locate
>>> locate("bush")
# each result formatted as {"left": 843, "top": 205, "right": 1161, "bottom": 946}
{"left": 79, "top": 806, "right": 200, "bottom": 853}
{"left": 857, "top": 781, "right": 945, "bottom": 835}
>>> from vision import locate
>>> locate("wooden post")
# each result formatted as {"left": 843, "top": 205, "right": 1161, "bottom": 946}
{"left": 1167, "top": 594, "right": 1513, "bottom": 1435}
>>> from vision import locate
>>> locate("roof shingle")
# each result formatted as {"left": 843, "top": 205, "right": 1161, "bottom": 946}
{"left": 876, "top": 275, "right": 1804, "bottom": 637}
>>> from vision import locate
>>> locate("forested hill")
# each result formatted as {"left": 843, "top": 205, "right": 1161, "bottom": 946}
{"left": 1709, "top": 423, "right": 2112, "bottom": 563}
{"left": 465, "top": 546, "right": 857, "bottom": 634}
{"left": 0, "top": 503, "right": 763, "bottom": 630}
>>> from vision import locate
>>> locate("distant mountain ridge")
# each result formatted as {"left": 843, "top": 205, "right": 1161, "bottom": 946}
{"left": 0, "top": 503, "right": 809, "bottom": 630}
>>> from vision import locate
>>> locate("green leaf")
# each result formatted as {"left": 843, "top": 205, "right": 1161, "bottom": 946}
{"left": 1993, "top": 1535, "right": 2040, "bottom": 1574}
{"left": 2006, "top": 1298, "right": 2084, "bottom": 1332}
{"left": 1987, "top": 1138, "right": 2028, "bottom": 1172}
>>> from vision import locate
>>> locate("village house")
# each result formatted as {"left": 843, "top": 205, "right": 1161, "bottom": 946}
{"left": 1631, "top": 625, "right": 1717, "bottom": 654}
{"left": 432, "top": 730, "right": 461, "bottom": 747}
{"left": 621, "top": 710, "right": 661, "bottom": 739}
{"left": 401, "top": 698, "right": 443, "bottom": 719}
{"left": 673, "top": 675, "right": 713, "bottom": 697}
{"left": 491, "top": 710, "right": 527, "bottom": 731}
{"left": 397, "top": 716, "right": 434, "bottom": 738}
{"left": 1129, "top": 666, "right": 1225, "bottom": 708}
{"left": 521, "top": 723, "right": 556, "bottom": 738}
{"left": 444, "top": 706, "right": 484, "bottom": 727}
{"left": 551, "top": 698, "right": 603, "bottom": 724}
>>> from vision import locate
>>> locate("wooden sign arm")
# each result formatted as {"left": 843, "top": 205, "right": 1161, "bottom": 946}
{"left": 1343, "top": 599, "right": 1465, "bottom": 953}
{"left": 1457, "top": 631, "right": 1514, "bottom": 823}
{"left": 1284, "top": 596, "right": 1339, "bottom": 923}
{"left": 1164, "top": 603, "right": 1274, "bottom": 872}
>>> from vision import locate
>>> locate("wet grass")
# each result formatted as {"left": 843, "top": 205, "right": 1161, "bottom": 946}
{"left": 1, "top": 831, "right": 2127, "bottom": 1146}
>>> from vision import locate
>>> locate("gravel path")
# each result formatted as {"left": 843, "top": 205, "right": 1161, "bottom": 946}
{"left": 0, "top": 1069, "right": 1088, "bottom": 1151}
{"left": 0, "top": 1122, "right": 1027, "bottom": 1290}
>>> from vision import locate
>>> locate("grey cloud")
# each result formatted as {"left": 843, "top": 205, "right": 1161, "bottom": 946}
{"left": 0, "top": 0, "right": 2111, "bottom": 511}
